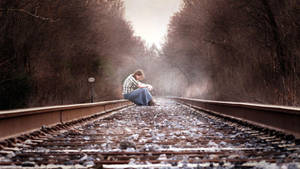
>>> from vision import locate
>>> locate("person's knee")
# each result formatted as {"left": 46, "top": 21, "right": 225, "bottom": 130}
{"left": 140, "top": 88, "right": 149, "bottom": 93}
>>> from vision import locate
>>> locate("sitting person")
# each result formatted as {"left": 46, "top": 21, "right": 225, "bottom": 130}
{"left": 122, "top": 69, "right": 155, "bottom": 106}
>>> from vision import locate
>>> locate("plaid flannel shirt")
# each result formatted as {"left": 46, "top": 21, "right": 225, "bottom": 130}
{"left": 122, "top": 74, "right": 142, "bottom": 94}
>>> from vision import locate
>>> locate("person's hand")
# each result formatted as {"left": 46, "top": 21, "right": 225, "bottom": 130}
{"left": 147, "top": 84, "right": 153, "bottom": 91}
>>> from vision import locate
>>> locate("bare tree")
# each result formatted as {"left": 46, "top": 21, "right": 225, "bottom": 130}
{"left": 0, "top": 0, "right": 148, "bottom": 109}
{"left": 162, "top": 0, "right": 300, "bottom": 106}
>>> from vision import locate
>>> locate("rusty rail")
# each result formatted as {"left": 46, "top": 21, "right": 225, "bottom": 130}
{"left": 170, "top": 97, "right": 300, "bottom": 139}
{"left": 1, "top": 98, "right": 299, "bottom": 168}
{"left": 0, "top": 100, "right": 133, "bottom": 141}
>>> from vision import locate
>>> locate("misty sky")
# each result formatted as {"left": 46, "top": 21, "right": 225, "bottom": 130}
{"left": 124, "top": 0, "right": 182, "bottom": 48}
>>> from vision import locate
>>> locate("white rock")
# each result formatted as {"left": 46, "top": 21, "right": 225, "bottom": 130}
{"left": 83, "top": 136, "right": 90, "bottom": 140}
{"left": 24, "top": 139, "right": 33, "bottom": 144}
{"left": 207, "top": 140, "right": 219, "bottom": 147}
{"left": 79, "top": 154, "right": 88, "bottom": 161}
{"left": 158, "top": 154, "right": 167, "bottom": 160}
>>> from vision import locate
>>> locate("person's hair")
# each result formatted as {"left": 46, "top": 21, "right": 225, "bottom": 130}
{"left": 133, "top": 69, "right": 145, "bottom": 79}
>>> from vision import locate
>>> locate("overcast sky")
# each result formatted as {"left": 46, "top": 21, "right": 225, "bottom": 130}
{"left": 124, "top": 0, "right": 182, "bottom": 48}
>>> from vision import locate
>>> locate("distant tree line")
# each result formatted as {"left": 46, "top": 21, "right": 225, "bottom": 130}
{"left": 163, "top": 0, "right": 300, "bottom": 106}
{"left": 0, "top": 0, "right": 148, "bottom": 110}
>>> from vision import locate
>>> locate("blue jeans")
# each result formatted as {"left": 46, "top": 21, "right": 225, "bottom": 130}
{"left": 124, "top": 88, "right": 152, "bottom": 106}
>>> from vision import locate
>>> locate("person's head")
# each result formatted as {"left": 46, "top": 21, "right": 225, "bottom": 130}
{"left": 133, "top": 69, "right": 145, "bottom": 81}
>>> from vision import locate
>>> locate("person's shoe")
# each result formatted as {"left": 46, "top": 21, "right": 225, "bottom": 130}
{"left": 148, "top": 100, "right": 156, "bottom": 106}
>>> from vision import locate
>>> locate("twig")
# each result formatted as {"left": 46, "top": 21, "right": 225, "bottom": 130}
{"left": 0, "top": 8, "right": 58, "bottom": 22}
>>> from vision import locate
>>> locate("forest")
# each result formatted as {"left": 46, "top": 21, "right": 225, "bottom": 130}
{"left": 163, "top": 0, "right": 300, "bottom": 106}
{"left": 1, "top": 0, "right": 300, "bottom": 110}
{"left": 0, "top": 0, "right": 152, "bottom": 109}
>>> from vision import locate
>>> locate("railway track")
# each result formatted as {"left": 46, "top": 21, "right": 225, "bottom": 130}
{"left": 0, "top": 98, "right": 300, "bottom": 168}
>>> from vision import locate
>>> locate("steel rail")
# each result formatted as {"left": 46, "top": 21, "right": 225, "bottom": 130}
{"left": 170, "top": 97, "right": 300, "bottom": 139}
{"left": 0, "top": 100, "right": 133, "bottom": 141}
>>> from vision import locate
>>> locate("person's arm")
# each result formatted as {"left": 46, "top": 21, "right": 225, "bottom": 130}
{"left": 138, "top": 82, "right": 153, "bottom": 90}
{"left": 129, "top": 74, "right": 153, "bottom": 90}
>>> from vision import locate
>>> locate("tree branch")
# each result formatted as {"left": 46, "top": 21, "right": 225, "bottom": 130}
{"left": 0, "top": 8, "right": 58, "bottom": 22}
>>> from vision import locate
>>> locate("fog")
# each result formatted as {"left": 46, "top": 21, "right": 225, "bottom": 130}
{"left": 121, "top": 0, "right": 200, "bottom": 98}
{"left": 124, "top": 0, "right": 182, "bottom": 48}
